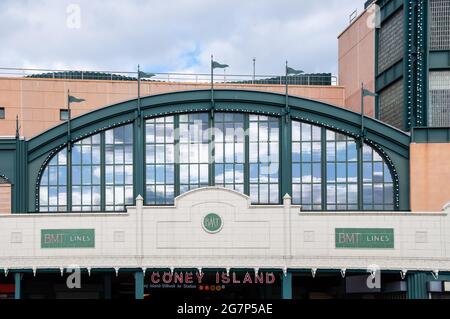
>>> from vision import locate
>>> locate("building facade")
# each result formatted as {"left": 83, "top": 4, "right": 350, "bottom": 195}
{"left": 0, "top": 0, "right": 450, "bottom": 300}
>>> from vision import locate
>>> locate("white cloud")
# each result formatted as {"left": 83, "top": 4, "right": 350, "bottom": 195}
{"left": 0, "top": 0, "right": 363, "bottom": 75}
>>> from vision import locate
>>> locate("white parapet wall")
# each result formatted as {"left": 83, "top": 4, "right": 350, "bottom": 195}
{"left": 0, "top": 187, "right": 450, "bottom": 273}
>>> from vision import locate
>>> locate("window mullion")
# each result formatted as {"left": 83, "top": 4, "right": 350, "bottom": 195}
{"left": 174, "top": 115, "right": 180, "bottom": 197}
{"left": 100, "top": 132, "right": 106, "bottom": 211}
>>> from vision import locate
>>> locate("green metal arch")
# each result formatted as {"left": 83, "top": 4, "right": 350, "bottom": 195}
{"left": 28, "top": 90, "right": 409, "bottom": 159}
{"left": 27, "top": 89, "right": 410, "bottom": 211}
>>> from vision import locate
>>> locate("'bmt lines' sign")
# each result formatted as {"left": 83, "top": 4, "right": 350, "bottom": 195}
{"left": 41, "top": 229, "right": 95, "bottom": 248}
{"left": 335, "top": 228, "right": 394, "bottom": 249}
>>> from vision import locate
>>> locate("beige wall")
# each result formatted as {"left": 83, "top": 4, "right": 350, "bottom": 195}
{"left": 410, "top": 143, "right": 450, "bottom": 212}
{"left": 0, "top": 184, "right": 11, "bottom": 214}
{"left": 0, "top": 77, "right": 345, "bottom": 139}
{"left": 338, "top": 6, "right": 375, "bottom": 116}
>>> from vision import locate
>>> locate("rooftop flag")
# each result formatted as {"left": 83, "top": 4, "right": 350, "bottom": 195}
{"left": 362, "top": 88, "right": 378, "bottom": 97}
{"left": 68, "top": 95, "right": 85, "bottom": 103}
{"left": 212, "top": 61, "right": 229, "bottom": 69}
{"left": 138, "top": 71, "right": 156, "bottom": 78}
{"left": 286, "top": 66, "right": 304, "bottom": 75}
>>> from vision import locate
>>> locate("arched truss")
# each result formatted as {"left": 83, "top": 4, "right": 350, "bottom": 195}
{"left": 27, "top": 90, "right": 410, "bottom": 212}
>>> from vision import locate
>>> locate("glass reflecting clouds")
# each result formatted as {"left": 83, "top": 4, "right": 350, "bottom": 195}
{"left": 39, "top": 148, "right": 67, "bottom": 212}
{"left": 214, "top": 113, "right": 245, "bottom": 193}
{"left": 178, "top": 113, "right": 209, "bottom": 193}
{"left": 249, "top": 115, "right": 279, "bottom": 204}
{"left": 146, "top": 116, "right": 174, "bottom": 205}
{"left": 292, "top": 122, "right": 322, "bottom": 210}
{"left": 72, "top": 134, "right": 101, "bottom": 211}
{"left": 362, "top": 144, "right": 394, "bottom": 210}
{"left": 105, "top": 124, "right": 133, "bottom": 211}
{"left": 38, "top": 114, "right": 396, "bottom": 213}
{"left": 326, "top": 131, "right": 358, "bottom": 210}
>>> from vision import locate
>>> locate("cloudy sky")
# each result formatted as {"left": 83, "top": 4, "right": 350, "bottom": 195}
{"left": 0, "top": 0, "right": 363, "bottom": 76}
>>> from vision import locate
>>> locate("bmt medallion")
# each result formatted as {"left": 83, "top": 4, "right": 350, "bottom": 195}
{"left": 202, "top": 213, "right": 223, "bottom": 234}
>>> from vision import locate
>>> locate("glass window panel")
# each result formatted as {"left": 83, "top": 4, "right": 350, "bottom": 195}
{"left": 292, "top": 164, "right": 301, "bottom": 183}
{"left": 215, "top": 164, "right": 224, "bottom": 184}
{"left": 301, "top": 143, "right": 311, "bottom": 162}
{"left": 292, "top": 122, "right": 301, "bottom": 141}
{"left": 40, "top": 187, "right": 48, "bottom": 206}
{"left": 348, "top": 163, "right": 357, "bottom": 183}
{"left": 312, "top": 126, "right": 321, "bottom": 141}
{"left": 384, "top": 164, "right": 392, "bottom": 183}
{"left": 82, "top": 146, "right": 92, "bottom": 164}
{"left": 302, "top": 163, "right": 312, "bottom": 183}
{"left": 363, "top": 184, "right": 373, "bottom": 205}
{"left": 312, "top": 142, "right": 321, "bottom": 162}
{"left": 292, "top": 143, "right": 301, "bottom": 162}
{"left": 114, "top": 166, "right": 124, "bottom": 184}
{"left": 336, "top": 142, "right": 347, "bottom": 161}
{"left": 384, "top": 184, "right": 393, "bottom": 204}
{"left": 270, "top": 184, "right": 279, "bottom": 203}
{"left": 115, "top": 186, "right": 124, "bottom": 205}
{"left": 373, "top": 162, "right": 383, "bottom": 183}
{"left": 336, "top": 163, "right": 346, "bottom": 182}
{"left": 312, "top": 163, "right": 321, "bottom": 183}
{"left": 363, "top": 163, "right": 372, "bottom": 182}
{"left": 82, "top": 166, "right": 91, "bottom": 185}
{"left": 72, "top": 146, "right": 81, "bottom": 165}
{"left": 72, "top": 186, "right": 81, "bottom": 205}
{"left": 301, "top": 123, "right": 311, "bottom": 141}
{"left": 58, "top": 166, "right": 67, "bottom": 184}
{"left": 156, "top": 165, "right": 165, "bottom": 184}
{"left": 259, "top": 184, "right": 269, "bottom": 203}
{"left": 326, "top": 142, "right": 335, "bottom": 161}
{"left": 41, "top": 170, "right": 48, "bottom": 186}
{"left": 302, "top": 184, "right": 312, "bottom": 203}
{"left": 336, "top": 184, "right": 346, "bottom": 204}
{"left": 327, "top": 185, "right": 336, "bottom": 204}
{"left": 348, "top": 184, "right": 358, "bottom": 204}
{"left": 347, "top": 142, "right": 357, "bottom": 161}
{"left": 313, "top": 185, "right": 322, "bottom": 204}
{"left": 374, "top": 184, "right": 383, "bottom": 204}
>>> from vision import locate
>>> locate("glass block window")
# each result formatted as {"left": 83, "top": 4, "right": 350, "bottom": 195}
{"left": 249, "top": 115, "right": 279, "bottom": 204}
{"left": 39, "top": 148, "right": 67, "bottom": 212}
{"left": 71, "top": 134, "right": 101, "bottom": 211}
{"left": 214, "top": 113, "right": 245, "bottom": 194}
{"left": 429, "top": 71, "right": 450, "bottom": 127}
{"left": 362, "top": 145, "right": 394, "bottom": 210}
{"left": 105, "top": 124, "right": 134, "bottom": 211}
{"left": 145, "top": 116, "right": 175, "bottom": 205}
{"left": 178, "top": 113, "right": 210, "bottom": 194}
{"left": 292, "top": 122, "right": 322, "bottom": 210}
{"left": 326, "top": 131, "right": 358, "bottom": 210}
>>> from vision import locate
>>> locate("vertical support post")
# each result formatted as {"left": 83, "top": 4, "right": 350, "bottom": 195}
{"left": 283, "top": 194, "right": 292, "bottom": 258}
{"left": 407, "top": 272, "right": 429, "bottom": 299}
{"left": 104, "top": 273, "right": 112, "bottom": 300}
{"left": 280, "top": 117, "right": 292, "bottom": 203}
{"left": 14, "top": 272, "right": 22, "bottom": 300}
{"left": 282, "top": 271, "right": 292, "bottom": 300}
{"left": 136, "top": 195, "right": 144, "bottom": 258}
{"left": 134, "top": 271, "right": 144, "bottom": 300}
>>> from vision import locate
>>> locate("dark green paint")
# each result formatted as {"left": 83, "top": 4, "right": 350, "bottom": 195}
{"left": 41, "top": 229, "right": 95, "bottom": 248}
{"left": 335, "top": 228, "right": 394, "bottom": 249}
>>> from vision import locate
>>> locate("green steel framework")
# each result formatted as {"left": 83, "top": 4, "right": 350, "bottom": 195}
{"left": 0, "top": 90, "right": 410, "bottom": 213}
{"left": 376, "top": 0, "right": 450, "bottom": 131}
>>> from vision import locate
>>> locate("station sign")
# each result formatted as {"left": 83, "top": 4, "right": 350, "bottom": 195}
{"left": 41, "top": 229, "right": 95, "bottom": 248}
{"left": 335, "top": 228, "right": 394, "bottom": 249}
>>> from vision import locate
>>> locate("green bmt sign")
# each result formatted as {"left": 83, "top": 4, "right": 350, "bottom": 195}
{"left": 335, "top": 228, "right": 394, "bottom": 249}
{"left": 202, "top": 213, "right": 223, "bottom": 234}
{"left": 41, "top": 229, "right": 95, "bottom": 248}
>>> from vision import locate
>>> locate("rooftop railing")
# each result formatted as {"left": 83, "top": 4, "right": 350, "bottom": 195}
{"left": 0, "top": 67, "right": 338, "bottom": 86}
